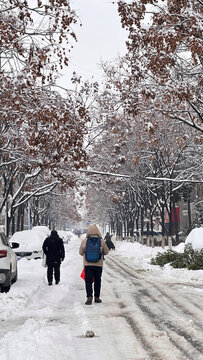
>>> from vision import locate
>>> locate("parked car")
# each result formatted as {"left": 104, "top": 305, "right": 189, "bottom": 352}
{"left": 0, "top": 232, "right": 19, "bottom": 293}
{"left": 10, "top": 226, "right": 50, "bottom": 260}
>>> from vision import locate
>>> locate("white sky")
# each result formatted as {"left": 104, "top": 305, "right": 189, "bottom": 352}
{"left": 57, "top": 0, "right": 128, "bottom": 89}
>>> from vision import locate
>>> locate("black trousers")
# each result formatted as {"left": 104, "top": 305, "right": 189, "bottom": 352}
{"left": 47, "top": 263, "right": 60, "bottom": 284}
{"left": 85, "top": 266, "right": 103, "bottom": 298}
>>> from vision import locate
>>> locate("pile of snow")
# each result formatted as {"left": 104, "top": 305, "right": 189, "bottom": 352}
{"left": 115, "top": 239, "right": 203, "bottom": 283}
{"left": 185, "top": 227, "right": 203, "bottom": 250}
{"left": 9, "top": 226, "right": 50, "bottom": 252}
{"left": 116, "top": 240, "right": 185, "bottom": 267}
{"left": 115, "top": 241, "right": 166, "bottom": 270}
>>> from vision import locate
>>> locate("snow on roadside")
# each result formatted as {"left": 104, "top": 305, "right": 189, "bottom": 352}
{"left": 115, "top": 240, "right": 203, "bottom": 285}
{"left": 185, "top": 227, "right": 203, "bottom": 250}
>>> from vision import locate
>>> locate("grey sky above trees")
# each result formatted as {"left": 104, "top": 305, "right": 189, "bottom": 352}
{"left": 58, "top": 0, "right": 128, "bottom": 89}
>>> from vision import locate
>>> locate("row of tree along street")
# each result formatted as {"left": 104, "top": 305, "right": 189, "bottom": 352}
{"left": 0, "top": 1, "right": 88, "bottom": 234}
{"left": 82, "top": 0, "right": 203, "bottom": 246}
{"left": 0, "top": 1, "right": 202, "bottom": 241}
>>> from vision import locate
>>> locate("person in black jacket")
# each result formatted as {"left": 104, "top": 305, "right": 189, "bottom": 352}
{"left": 104, "top": 232, "right": 115, "bottom": 250}
{"left": 42, "top": 230, "right": 65, "bottom": 286}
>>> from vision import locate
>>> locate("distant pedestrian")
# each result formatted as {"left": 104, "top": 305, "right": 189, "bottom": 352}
{"left": 42, "top": 230, "right": 65, "bottom": 286}
{"left": 104, "top": 232, "right": 115, "bottom": 250}
{"left": 79, "top": 224, "right": 109, "bottom": 305}
{"left": 111, "top": 231, "right": 116, "bottom": 249}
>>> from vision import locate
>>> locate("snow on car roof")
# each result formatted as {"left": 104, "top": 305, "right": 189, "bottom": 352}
{"left": 9, "top": 226, "right": 50, "bottom": 252}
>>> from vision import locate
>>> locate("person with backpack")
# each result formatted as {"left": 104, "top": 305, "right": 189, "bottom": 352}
{"left": 42, "top": 230, "right": 65, "bottom": 286}
{"left": 79, "top": 224, "right": 109, "bottom": 305}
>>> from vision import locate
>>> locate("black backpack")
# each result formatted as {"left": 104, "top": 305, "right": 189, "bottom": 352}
{"left": 85, "top": 236, "right": 101, "bottom": 262}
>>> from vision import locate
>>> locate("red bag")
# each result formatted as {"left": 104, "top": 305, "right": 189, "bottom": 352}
{"left": 80, "top": 268, "right": 85, "bottom": 281}
{"left": 80, "top": 268, "right": 94, "bottom": 282}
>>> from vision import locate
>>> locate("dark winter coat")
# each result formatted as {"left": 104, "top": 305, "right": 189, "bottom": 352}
{"left": 105, "top": 239, "right": 115, "bottom": 250}
{"left": 42, "top": 231, "right": 65, "bottom": 266}
{"left": 104, "top": 233, "right": 111, "bottom": 242}
{"left": 104, "top": 233, "right": 115, "bottom": 250}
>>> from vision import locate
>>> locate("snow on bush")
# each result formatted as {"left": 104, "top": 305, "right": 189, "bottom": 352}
{"left": 185, "top": 227, "right": 203, "bottom": 250}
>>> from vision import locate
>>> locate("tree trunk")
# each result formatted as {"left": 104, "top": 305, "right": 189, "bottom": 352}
{"left": 11, "top": 213, "right": 15, "bottom": 234}
{"left": 17, "top": 205, "right": 24, "bottom": 231}
{"left": 129, "top": 219, "right": 134, "bottom": 242}
{"left": 136, "top": 217, "right": 139, "bottom": 242}
{"left": 146, "top": 221, "right": 150, "bottom": 246}
{"left": 161, "top": 203, "right": 165, "bottom": 248}
{"left": 151, "top": 237, "right": 155, "bottom": 248}
{"left": 187, "top": 198, "right": 192, "bottom": 228}
{"left": 4, "top": 201, "right": 9, "bottom": 237}
{"left": 173, "top": 201, "right": 179, "bottom": 244}
{"left": 141, "top": 207, "right": 144, "bottom": 244}
{"left": 161, "top": 235, "right": 165, "bottom": 248}
{"left": 20, "top": 208, "right": 24, "bottom": 231}
{"left": 150, "top": 214, "right": 154, "bottom": 247}
{"left": 168, "top": 236, "right": 172, "bottom": 250}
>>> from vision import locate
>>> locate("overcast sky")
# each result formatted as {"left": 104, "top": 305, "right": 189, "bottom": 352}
{"left": 57, "top": 0, "right": 128, "bottom": 90}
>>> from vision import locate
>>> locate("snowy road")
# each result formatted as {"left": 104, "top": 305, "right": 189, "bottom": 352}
{"left": 105, "top": 255, "right": 203, "bottom": 360}
{"left": 0, "top": 236, "right": 203, "bottom": 360}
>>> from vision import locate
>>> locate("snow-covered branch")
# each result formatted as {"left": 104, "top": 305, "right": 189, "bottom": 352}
{"left": 145, "top": 176, "right": 203, "bottom": 184}
{"left": 12, "top": 169, "right": 41, "bottom": 203}
{"left": 12, "top": 181, "right": 60, "bottom": 209}
{"left": 79, "top": 169, "right": 131, "bottom": 178}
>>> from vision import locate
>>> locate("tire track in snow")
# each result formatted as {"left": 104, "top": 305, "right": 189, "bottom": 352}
{"left": 108, "top": 255, "right": 203, "bottom": 323}
{"left": 105, "top": 264, "right": 183, "bottom": 359}
{"left": 132, "top": 279, "right": 203, "bottom": 334}
{"left": 135, "top": 283, "right": 203, "bottom": 338}
{"left": 165, "top": 282, "right": 203, "bottom": 312}
{"left": 120, "top": 312, "right": 163, "bottom": 360}
{"left": 147, "top": 282, "right": 203, "bottom": 327}
{"left": 107, "top": 255, "right": 203, "bottom": 356}
{"left": 108, "top": 254, "right": 203, "bottom": 325}
{"left": 105, "top": 255, "right": 203, "bottom": 360}
{"left": 135, "top": 291, "right": 203, "bottom": 360}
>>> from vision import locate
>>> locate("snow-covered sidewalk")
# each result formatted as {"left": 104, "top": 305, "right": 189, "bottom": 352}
{"left": 0, "top": 236, "right": 138, "bottom": 360}
{"left": 0, "top": 235, "right": 203, "bottom": 360}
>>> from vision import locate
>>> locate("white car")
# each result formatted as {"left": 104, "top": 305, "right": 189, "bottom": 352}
{"left": 10, "top": 226, "right": 50, "bottom": 260}
{"left": 0, "top": 232, "right": 19, "bottom": 293}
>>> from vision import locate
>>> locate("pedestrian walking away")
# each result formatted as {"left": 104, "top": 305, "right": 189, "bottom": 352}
{"left": 42, "top": 230, "right": 65, "bottom": 286}
{"left": 104, "top": 232, "right": 115, "bottom": 250}
{"left": 111, "top": 231, "right": 116, "bottom": 249}
{"left": 79, "top": 224, "right": 109, "bottom": 305}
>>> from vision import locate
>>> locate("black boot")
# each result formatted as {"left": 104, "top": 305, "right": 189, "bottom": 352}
{"left": 95, "top": 297, "right": 102, "bottom": 303}
{"left": 85, "top": 297, "right": 93, "bottom": 305}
